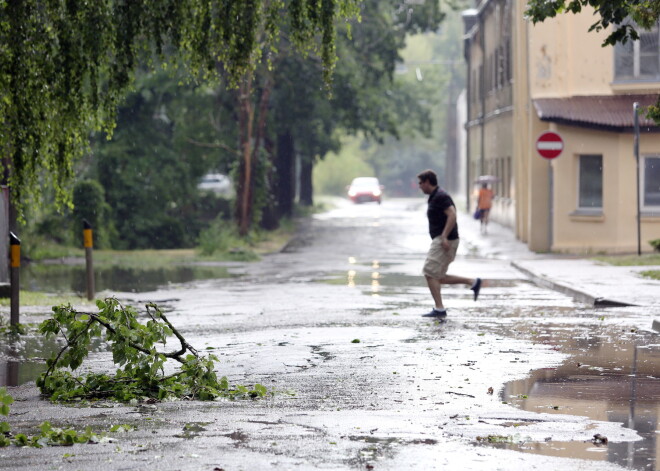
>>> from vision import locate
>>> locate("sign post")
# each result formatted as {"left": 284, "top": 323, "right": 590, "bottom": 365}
{"left": 536, "top": 131, "right": 564, "bottom": 159}
{"left": 634, "top": 102, "right": 641, "bottom": 256}
{"left": 535, "top": 131, "right": 563, "bottom": 250}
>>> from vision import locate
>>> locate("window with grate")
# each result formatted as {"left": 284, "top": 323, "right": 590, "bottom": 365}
{"left": 614, "top": 21, "right": 660, "bottom": 80}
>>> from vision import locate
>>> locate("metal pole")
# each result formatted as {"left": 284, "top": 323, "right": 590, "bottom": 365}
{"left": 633, "top": 103, "right": 641, "bottom": 256}
{"left": 83, "top": 219, "right": 95, "bottom": 301}
{"left": 9, "top": 231, "right": 20, "bottom": 326}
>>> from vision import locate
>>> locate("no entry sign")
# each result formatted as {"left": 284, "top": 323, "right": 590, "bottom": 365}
{"left": 536, "top": 131, "right": 564, "bottom": 159}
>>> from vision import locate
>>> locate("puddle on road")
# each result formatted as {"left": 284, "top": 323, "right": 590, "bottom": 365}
{"left": 321, "top": 271, "right": 416, "bottom": 298}
{"left": 0, "top": 331, "right": 103, "bottom": 387}
{"left": 497, "top": 323, "right": 660, "bottom": 470}
{"left": 0, "top": 361, "right": 47, "bottom": 387}
{"left": 21, "top": 264, "right": 232, "bottom": 294}
{"left": 322, "top": 270, "right": 529, "bottom": 302}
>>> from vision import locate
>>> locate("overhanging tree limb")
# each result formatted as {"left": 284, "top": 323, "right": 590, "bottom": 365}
{"left": 0, "top": 0, "right": 360, "bottom": 215}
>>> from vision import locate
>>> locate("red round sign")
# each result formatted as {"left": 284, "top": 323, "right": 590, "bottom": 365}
{"left": 536, "top": 131, "right": 564, "bottom": 159}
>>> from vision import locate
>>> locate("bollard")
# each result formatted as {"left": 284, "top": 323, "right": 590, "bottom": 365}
{"left": 9, "top": 232, "right": 20, "bottom": 326}
{"left": 83, "top": 220, "right": 95, "bottom": 301}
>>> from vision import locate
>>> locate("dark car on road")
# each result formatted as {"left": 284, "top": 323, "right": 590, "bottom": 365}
{"left": 347, "top": 177, "right": 383, "bottom": 204}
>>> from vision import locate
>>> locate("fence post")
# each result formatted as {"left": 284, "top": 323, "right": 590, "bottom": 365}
{"left": 83, "top": 220, "right": 95, "bottom": 301}
{"left": 9, "top": 232, "right": 20, "bottom": 326}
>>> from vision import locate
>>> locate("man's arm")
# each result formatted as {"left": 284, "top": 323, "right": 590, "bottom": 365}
{"left": 439, "top": 205, "right": 457, "bottom": 248}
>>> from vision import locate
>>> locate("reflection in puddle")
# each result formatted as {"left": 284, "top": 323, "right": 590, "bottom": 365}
{"left": 502, "top": 326, "right": 660, "bottom": 470}
{"left": 0, "top": 332, "right": 96, "bottom": 387}
{"left": 343, "top": 260, "right": 383, "bottom": 296}
{"left": 20, "top": 263, "right": 232, "bottom": 294}
{"left": 0, "top": 361, "right": 47, "bottom": 386}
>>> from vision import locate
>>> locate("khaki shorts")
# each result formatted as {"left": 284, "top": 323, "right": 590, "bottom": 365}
{"left": 423, "top": 237, "right": 459, "bottom": 279}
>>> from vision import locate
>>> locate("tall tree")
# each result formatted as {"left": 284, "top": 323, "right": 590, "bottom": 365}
{"left": 268, "top": 0, "right": 445, "bottom": 211}
{"left": 0, "top": 0, "right": 360, "bottom": 217}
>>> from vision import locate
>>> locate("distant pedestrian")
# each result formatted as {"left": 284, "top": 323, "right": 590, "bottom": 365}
{"left": 417, "top": 169, "right": 482, "bottom": 318}
{"left": 477, "top": 183, "right": 494, "bottom": 234}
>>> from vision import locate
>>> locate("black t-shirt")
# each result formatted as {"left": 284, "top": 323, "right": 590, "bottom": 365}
{"left": 427, "top": 188, "right": 459, "bottom": 240}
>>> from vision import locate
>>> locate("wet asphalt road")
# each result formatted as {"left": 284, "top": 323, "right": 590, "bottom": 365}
{"left": 0, "top": 197, "right": 654, "bottom": 470}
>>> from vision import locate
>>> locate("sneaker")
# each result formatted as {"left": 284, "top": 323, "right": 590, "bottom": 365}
{"left": 471, "top": 278, "right": 482, "bottom": 301}
{"left": 422, "top": 308, "right": 447, "bottom": 318}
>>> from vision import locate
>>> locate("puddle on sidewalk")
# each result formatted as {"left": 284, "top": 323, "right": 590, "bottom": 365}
{"left": 500, "top": 323, "right": 660, "bottom": 470}
{"left": 21, "top": 264, "right": 232, "bottom": 294}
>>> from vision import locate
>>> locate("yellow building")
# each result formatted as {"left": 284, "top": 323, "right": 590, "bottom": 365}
{"left": 463, "top": 0, "right": 660, "bottom": 254}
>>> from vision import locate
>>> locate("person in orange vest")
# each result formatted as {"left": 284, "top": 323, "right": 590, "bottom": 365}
{"left": 477, "top": 183, "right": 494, "bottom": 234}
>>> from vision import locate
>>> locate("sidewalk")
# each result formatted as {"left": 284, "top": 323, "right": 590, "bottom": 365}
{"left": 456, "top": 210, "right": 660, "bottom": 311}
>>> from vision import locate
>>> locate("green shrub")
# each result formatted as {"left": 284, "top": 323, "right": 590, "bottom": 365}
{"left": 72, "top": 180, "right": 116, "bottom": 249}
{"left": 198, "top": 220, "right": 242, "bottom": 256}
{"left": 650, "top": 239, "right": 660, "bottom": 253}
{"left": 197, "top": 220, "right": 258, "bottom": 260}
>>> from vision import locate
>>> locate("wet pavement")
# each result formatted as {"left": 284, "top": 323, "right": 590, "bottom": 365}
{"left": 1, "top": 197, "right": 660, "bottom": 470}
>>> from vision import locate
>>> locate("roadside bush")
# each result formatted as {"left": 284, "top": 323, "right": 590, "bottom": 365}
{"left": 197, "top": 219, "right": 258, "bottom": 260}
{"left": 198, "top": 219, "right": 241, "bottom": 255}
{"left": 650, "top": 239, "right": 660, "bottom": 252}
{"left": 72, "top": 180, "right": 116, "bottom": 249}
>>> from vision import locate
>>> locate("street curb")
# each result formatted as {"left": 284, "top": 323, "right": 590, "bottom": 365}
{"left": 511, "top": 261, "right": 635, "bottom": 308}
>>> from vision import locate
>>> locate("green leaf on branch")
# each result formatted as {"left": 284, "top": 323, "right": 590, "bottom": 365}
{"left": 37, "top": 298, "right": 269, "bottom": 403}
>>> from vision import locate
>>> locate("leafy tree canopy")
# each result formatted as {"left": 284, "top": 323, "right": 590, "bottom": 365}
{"left": 525, "top": 0, "right": 660, "bottom": 46}
{"left": 0, "top": 0, "right": 359, "bottom": 215}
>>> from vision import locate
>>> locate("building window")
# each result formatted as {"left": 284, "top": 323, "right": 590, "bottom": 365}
{"left": 614, "top": 21, "right": 660, "bottom": 80}
{"left": 578, "top": 154, "right": 603, "bottom": 209}
{"left": 643, "top": 156, "right": 660, "bottom": 209}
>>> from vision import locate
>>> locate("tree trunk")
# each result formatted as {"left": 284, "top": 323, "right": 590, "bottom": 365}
{"left": 276, "top": 130, "right": 295, "bottom": 217}
{"left": 235, "top": 77, "right": 255, "bottom": 236}
{"left": 260, "top": 136, "right": 279, "bottom": 230}
{"left": 299, "top": 158, "right": 313, "bottom": 206}
{"left": 234, "top": 73, "right": 273, "bottom": 236}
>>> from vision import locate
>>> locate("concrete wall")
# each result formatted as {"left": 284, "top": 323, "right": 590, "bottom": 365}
{"left": 527, "top": 8, "right": 612, "bottom": 97}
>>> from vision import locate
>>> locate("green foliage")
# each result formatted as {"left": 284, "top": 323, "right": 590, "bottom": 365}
{"left": 525, "top": 0, "right": 660, "bottom": 46}
{"left": 314, "top": 10, "right": 465, "bottom": 196}
{"left": 10, "top": 422, "right": 100, "bottom": 448}
{"left": 72, "top": 180, "right": 116, "bottom": 249}
{"left": 2, "top": 388, "right": 101, "bottom": 448}
{"left": 37, "top": 298, "right": 268, "bottom": 402}
{"left": 650, "top": 239, "right": 660, "bottom": 252}
{"left": 593, "top": 253, "right": 660, "bottom": 265}
{"left": 110, "top": 424, "right": 136, "bottom": 433}
{"left": 0, "top": 0, "right": 360, "bottom": 217}
{"left": 197, "top": 220, "right": 260, "bottom": 261}
{"left": 313, "top": 138, "right": 375, "bottom": 195}
{"left": 280, "top": 0, "right": 446, "bottom": 204}
{"left": 0, "top": 387, "right": 13, "bottom": 417}
{"left": 0, "top": 292, "right": 91, "bottom": 309}
{"left": 641, "top": 269, "right": 660, "bottom": 280}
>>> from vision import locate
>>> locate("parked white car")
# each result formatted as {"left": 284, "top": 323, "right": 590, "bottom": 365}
{"left": 197, "top": 173, "right": 233, "bottom": 196}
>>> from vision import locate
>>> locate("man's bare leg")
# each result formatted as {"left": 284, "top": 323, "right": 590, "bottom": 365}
{"left": 425, "top": 275, "right": 444, "bottom": 309}
{"left": 439, "top": 274, "right": 475, "bottom": 286}
{"left": 437, "top": 274, "right": 483, "bottom": 302}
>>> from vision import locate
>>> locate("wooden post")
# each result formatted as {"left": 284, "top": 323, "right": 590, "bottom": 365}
{"left": 83, "top": 219, "right": 95, "bottom": 301}
{"left": 9, "top": 231, "right": 20, "bottom": 326}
